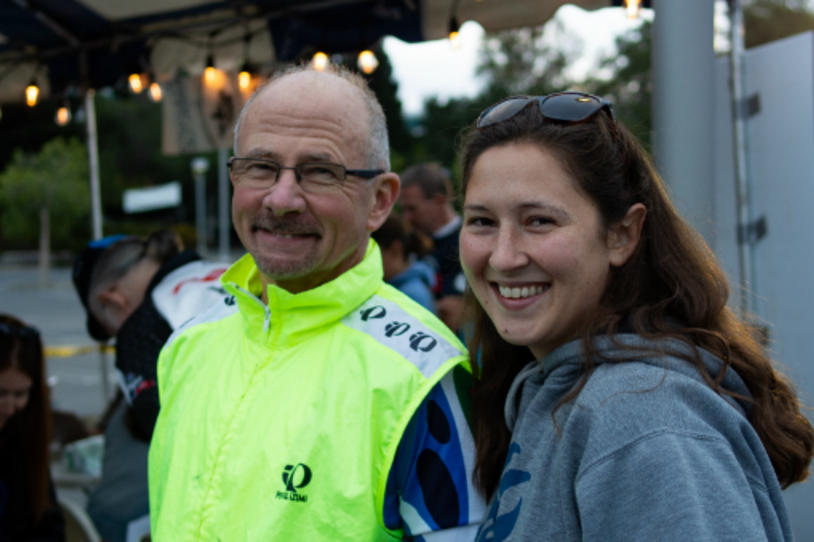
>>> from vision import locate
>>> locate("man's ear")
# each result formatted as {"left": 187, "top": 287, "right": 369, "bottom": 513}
{"left": 367, "top": 173, "right": 400, "bottom": 232}
{"left": 607, "top": 203, "right": 646, "bottom": 267}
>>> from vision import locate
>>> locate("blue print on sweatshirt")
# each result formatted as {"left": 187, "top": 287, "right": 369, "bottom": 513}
{"left": 476, "top": 443, "right": 530, "bottom": 541}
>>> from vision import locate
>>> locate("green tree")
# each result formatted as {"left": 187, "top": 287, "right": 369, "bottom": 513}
{"left": 586, "top": 20, "right": 653, "bottom": 149}
{"left": 744, "top": 0, "right": 814, "bottom": 47}
{"left": 412, "top": 20, "right": 581, "bottom": 178}
{"left": 336, "top": 44, "right": 414, "bottom": 172}
{"left": 0, "top": 137, "right": 90, "bottom": 281}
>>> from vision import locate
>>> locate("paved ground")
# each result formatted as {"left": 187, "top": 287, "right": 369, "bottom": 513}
{"left": 1, "top": 264, "right": 114, "bottom": 420}
{"left": 4, "top": 262, "right": 814, "bottom": 540}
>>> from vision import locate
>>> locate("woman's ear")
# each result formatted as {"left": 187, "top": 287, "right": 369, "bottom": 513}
{"left": 607, "top": 203, "right": 646, "bottom": 267}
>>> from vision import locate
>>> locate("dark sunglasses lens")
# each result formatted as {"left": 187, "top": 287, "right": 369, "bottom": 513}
{"left": 540, "top": 93, "right": 602, "bottom": 122}
{"left": 477, "top": 97, "right": 533, "bottom": 128}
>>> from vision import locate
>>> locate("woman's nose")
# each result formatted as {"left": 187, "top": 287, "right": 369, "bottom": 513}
{"left": 489, "top": 227, "right": 529, "bottom": 271}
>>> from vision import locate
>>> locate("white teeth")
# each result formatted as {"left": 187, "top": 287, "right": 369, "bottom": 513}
{"left": 498, "top": 284, "right": 546, "bottom": 299}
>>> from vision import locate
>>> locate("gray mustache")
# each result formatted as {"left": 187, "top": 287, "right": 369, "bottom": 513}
{"left": 253, "top": 216, "right": 320, "bottom": 236}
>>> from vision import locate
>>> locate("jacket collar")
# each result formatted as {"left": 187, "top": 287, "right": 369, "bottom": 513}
{"left": 221, "top": 240, "right": 384, "bottom": 341}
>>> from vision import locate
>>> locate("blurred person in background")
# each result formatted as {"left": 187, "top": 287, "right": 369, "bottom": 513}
{"left": 72, "top": 229, "right": 230, "bottom": 542}
{"left": 0, "top": 314, "right": 65, "bottom": 541}
{"left": 372, "top": 213, "right": 436, "bottom": 312}
{"left": 399, "top": 163, "right": 467, "bottom": 333}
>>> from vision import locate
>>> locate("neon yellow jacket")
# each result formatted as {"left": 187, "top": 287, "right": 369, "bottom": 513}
{"left": 148, "top": 241, "right": 469, "bottom": 540}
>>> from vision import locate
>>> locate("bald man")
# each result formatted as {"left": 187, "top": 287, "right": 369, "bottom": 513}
{"left": 148, "top": 65, "right": 485, "bottom": 541}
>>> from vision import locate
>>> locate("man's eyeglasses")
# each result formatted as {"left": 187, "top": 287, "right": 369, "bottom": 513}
{"left": 476, "top": 92, "right": 614, "bottom": 129}
{"left": 228, "top": 157, "right": 384, "bottom": 193}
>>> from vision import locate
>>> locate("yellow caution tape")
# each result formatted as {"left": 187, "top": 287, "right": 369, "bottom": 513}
{"left": 44, "top": 344, "right": 115, "bottom": 358}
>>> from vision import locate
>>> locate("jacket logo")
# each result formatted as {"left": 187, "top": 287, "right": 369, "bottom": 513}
{"left": 276, "top": 463, "right": 312, "bottom": 503}
{"left": 360, "top": 305, "right": 439, "bottom": 353}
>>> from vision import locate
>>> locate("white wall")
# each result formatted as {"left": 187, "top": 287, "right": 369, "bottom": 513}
{"left": 713, "top": 31, "right": 814, "bottom": 539}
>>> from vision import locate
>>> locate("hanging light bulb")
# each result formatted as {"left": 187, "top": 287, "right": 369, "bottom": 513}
{"left": 55, "top": 103, "right": 71, "bottom": 126}
{"left": 203, "top": 53, "right": 217, "bottom": 86}
{"left": 448, "top": 17, "right": 461, "bottom": 49}
{"left": 624, "top": 0, "right": 642, "bottom": 19}
{"left": 238, "top": 33, "right": 254, "bottom": 91}
{"left": 149, "top": 81, "right": 163, "bottom": 102}
{"left": 312, "top": 51, "right": 329, "bottom": 72}
{"left": 357, "top": 50, "right": 379, "bottom": 75}
{"left": 238, "top": 63, "right": 253, "bottom": 91}
{"left": 25, "top": 80, "right": 40, "bottom": 107}
{"left": 129, "top": 73, "right": 144, "bottom": 93}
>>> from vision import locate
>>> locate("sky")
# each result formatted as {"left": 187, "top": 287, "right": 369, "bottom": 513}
{"left": 382, "top": 4, "right": 652, "bottom": 117}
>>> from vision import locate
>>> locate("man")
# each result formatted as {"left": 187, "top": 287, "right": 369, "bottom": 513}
{"left": 148, "top": 65, "right": 485, "bottom": 540}
{"left": 72, "top": 230, "right": 229, "bottom": 541}
{"left": 399, "top": 163, "right": 466, "bottom": 332}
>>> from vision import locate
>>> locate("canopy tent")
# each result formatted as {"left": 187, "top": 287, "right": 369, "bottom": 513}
{"left": 0, "top": 0, "right": 606, "bottom": 245}
{"left": 0, "top": 0, "right": 607, "bottom": 104}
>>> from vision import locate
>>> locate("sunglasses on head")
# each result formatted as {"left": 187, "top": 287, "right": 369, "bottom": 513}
{"left": 476, "top": 91, "right": 615, "bottom": 129}
{"left": 0, "top": 321, "right": 40, "bottom": 341}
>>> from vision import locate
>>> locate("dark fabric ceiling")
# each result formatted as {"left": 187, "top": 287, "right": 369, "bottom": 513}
{"left": 0, "top": 0, "right": 424, "bottom": 94}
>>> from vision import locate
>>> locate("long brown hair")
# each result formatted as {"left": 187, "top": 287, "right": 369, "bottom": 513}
{"left": 460, "top": 99, "right": 814, "bottom": 498}
{"left": 0, "top": 314, "right": 53, "bottom": 523}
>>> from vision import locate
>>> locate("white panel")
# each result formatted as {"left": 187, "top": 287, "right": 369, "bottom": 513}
{"left": 122, "top": 181, "right": 181, "bottom": 213}
{"left": 714, "top": 31, "right": 814, "bottom": 540}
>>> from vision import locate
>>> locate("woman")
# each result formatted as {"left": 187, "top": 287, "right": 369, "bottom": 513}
{"left": 0, "top": 314, "right": 65, "bottom": 541}
{"left": 459, "top": 92, "right": 814, "bottom": 541}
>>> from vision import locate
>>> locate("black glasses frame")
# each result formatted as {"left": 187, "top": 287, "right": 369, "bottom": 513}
{"left": 227, "top": 157, "right": 384, "bottom": 184}
{"left": 476, "top": 92, "right": 615, "bottom": 129}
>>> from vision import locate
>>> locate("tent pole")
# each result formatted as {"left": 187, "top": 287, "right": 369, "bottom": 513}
{"left": 217, "top": 148, "right": 230, "bottom": 262}
{"left": 728, "top": 0, "right": 755, "bottom": 319}
{"left": 85, "top": 89, "right": 103, "bottom": 240}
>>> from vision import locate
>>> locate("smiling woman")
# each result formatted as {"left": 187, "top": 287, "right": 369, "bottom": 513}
{"left": 459, "top": 92, "right": 814, "bottom": 542}
{"left": 0, "top": 315, "right": 65, "bottom": 540}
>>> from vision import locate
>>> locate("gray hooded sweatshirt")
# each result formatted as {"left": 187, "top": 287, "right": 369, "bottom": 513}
{"left": 476, "top": 334, "right": 793, "bottom": 542}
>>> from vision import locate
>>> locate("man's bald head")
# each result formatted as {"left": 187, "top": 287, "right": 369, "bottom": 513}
{"left": 233, "top": 65, "right": 391, "bottom": 171}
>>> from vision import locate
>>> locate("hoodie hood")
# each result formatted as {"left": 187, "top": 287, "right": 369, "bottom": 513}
{"left": 505, "top": 333, "right": 753, "bottom": 431}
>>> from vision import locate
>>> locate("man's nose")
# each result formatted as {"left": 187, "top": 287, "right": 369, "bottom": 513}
{"left": 261, "top": 168, "right": 307, "bottom": 216}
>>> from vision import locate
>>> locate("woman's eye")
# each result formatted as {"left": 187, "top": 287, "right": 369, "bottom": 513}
{"left": 465, "top": 216, "right": 494, "bottom": 227}
{"left": 528, "top": 216, "right": 554, "bottom": 227}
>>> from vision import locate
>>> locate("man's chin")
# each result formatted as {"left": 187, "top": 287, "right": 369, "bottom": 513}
{"left": 252, "top": 252, "right": 316, "bottom": 278}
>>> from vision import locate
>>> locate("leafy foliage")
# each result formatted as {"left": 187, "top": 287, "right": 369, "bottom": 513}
{"left": 744, "top": 0, "right": 814, "bottom": 48}
{"left": 586, "top": 20, "right": 653, "bottom": 149}
{"left": 0, "top": 137, "right": 90, "bottom": 250}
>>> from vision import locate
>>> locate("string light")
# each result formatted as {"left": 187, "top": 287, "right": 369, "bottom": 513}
{"left": 448, "top": 16, "right": 461, "bottom": 49}
{"left": 129, "top": 73, "right": 144, "bottom": 93}
{"left": 238, "top": 33, "right": 254, "bottom": 91}
{"left": 149, "top": 81, "right": 163, "bottom": 102}
{"left": 312, "top": 51, "right": 329, "bottom": 71}
{"left": 55, "top": 103, "right": 71, "bottom": 126}
{"left": 624, "top": 0, "right": 642, "bottom": 19}
{"left": 238, "top": 68, "right": 252, "bottom": 91}
{"left": 203, "top": 53, "right": 217, "bottom": 86}
{"left": 25, "top": 79, "right": 39, "bottom": 107}
{"left": 357, "top": 50, "right": 379, "bottom": 75}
